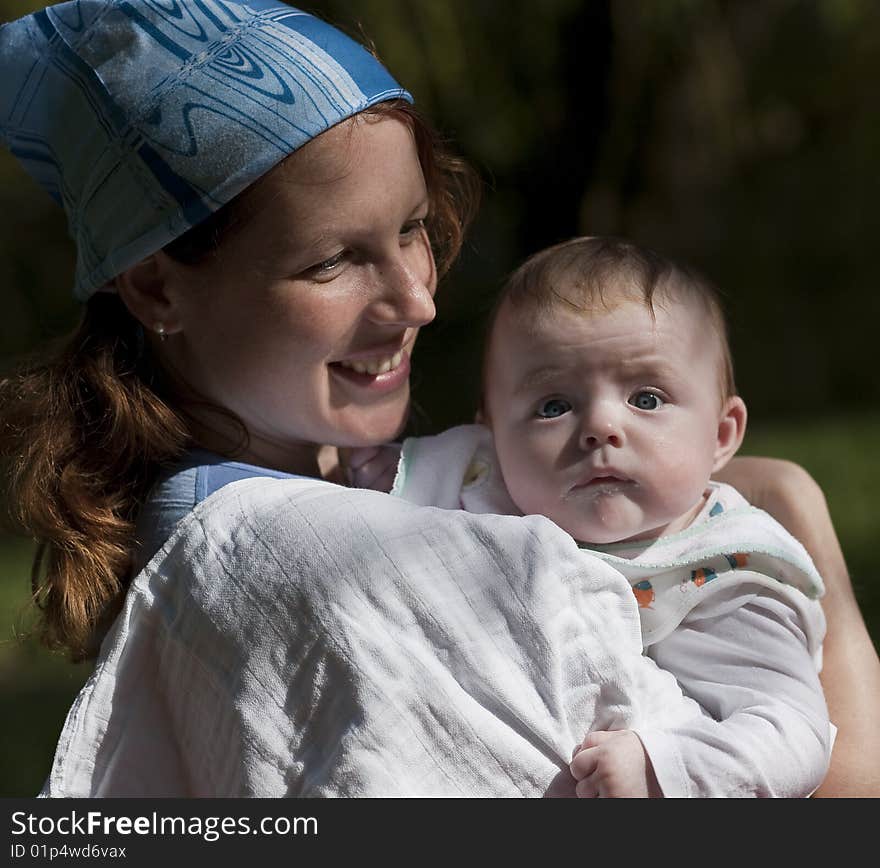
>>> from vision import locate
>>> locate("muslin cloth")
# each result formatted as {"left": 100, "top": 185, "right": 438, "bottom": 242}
{"left": 42, "top": 476, "right": 703, "bottom": 797}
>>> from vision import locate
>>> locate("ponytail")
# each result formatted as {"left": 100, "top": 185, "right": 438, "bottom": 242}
{"left": 0, "top": 294, "right": 189, "bottom": 661}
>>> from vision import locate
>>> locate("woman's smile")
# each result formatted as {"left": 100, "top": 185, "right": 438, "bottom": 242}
{"left": 331, "top": 349, "right": 411, "bottom": 392}
{"left": 156, "top": 114, "right": 437, "bottom": 470}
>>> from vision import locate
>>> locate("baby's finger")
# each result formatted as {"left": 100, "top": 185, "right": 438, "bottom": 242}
{"left": 569, "top": 746, "right": 599, "bottom": 781}
{"left": 341, "top": 446, "right": 381, "bottom": 471}
{"left": 352, "top": 453, "right": 395, "bottom": 488}
{"left": 575, "top": 776, "right": 599, "bottom": 798}
{"left": 582, "top": 730, "right": 619, "bottom": 749}
{"left": 375, "top": 463, "right": 398, "bottom": 492}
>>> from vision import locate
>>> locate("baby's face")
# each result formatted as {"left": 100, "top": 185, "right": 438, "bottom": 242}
{"left": 484, "top": 294, "right": 740, "bottom": 544}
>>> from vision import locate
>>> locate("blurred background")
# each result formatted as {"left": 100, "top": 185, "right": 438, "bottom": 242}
{"left": 1, "top": 0, "right": 878, "bottom": 795}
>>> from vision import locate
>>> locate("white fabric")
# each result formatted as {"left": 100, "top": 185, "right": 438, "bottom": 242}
{"left": 392, "top": 424, "right": 832, "bottom": 797}
{"left": 587, "top": 482, "right": 825, "bottom": 651}
{"left": 392, "top": 422, "right": 519, "bottom": 512}
{"left": 640, "top": 589, "right": 832, "bottom": 797}
{"left": 42, "top": 476, "right": 712, "bottom": 797}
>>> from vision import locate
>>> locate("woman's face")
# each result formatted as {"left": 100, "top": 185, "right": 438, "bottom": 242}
{"left": 160, "top": 115, "right": 437, "bottom": 471}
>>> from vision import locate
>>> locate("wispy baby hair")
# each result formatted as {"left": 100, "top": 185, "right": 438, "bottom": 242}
{"left": 494, "top": 236, "right": 737, "bottom": 400}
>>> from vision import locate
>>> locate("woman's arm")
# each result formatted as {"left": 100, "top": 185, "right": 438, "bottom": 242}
{"left": 715, "top": 456, "right": 880, "bottom": 797}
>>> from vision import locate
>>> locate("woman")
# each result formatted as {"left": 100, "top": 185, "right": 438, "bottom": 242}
{"left": 1, "top": 0, "right": 877, "bottom": 796}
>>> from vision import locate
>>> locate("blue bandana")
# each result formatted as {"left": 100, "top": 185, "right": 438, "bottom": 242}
{"left": 0, "top": 0, "right": 412, "bottom": 300}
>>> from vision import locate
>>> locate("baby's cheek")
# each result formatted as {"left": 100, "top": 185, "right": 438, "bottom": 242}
{"left": 505, "top": 468, "right": 552, "bottom": 517}
{"left": 650, "top": 445, "right": 713, "bottom": 512}
{"left": 500, "top": 452, "right": 555, "bottom": 517}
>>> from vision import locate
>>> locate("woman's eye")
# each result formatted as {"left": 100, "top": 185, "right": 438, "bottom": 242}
{"left": 317, "top": 252, "right": 344, "bottom": 270}
{"left": 306, "top": 251, "right": 346, "bottom": 277}
{"left": 629, "top": 391, "right": 663, "bottom": 410}
{"left": 536, "top": 398, "right": 572, "bottom": 418}
{"left": 400, "top": 218, "right": 426, "bottom": 239}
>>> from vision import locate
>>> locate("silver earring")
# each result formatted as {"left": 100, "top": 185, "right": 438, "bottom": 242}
{"left": 155, "top": 323, "right": 168, "bottom": 341}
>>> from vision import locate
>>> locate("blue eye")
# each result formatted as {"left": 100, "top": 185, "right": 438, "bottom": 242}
{"left": 629, "top": 391, "right": 663, "bottom": 410}
{"left": 536, "top": 398, "right": 572, "bottom": 418}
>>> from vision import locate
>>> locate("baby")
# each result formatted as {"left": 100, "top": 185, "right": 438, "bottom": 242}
{"left": 350, "top": 236, "right": 831, "bottom": 797}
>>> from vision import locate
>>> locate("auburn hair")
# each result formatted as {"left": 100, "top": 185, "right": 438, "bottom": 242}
{"left": 0, "top": 99, "right": 480, "bottom": 661}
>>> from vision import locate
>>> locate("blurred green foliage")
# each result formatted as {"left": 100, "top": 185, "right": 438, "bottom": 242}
{"left": 4, "top": 0, "right": 880, "bottom": 423}
{"left": 1, "top": 0, "right": 878, "bottom": 794}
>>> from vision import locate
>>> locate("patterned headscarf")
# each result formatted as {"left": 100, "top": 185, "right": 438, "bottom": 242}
{"left": 0, "top": 0, "right": 412, "bottom": 299}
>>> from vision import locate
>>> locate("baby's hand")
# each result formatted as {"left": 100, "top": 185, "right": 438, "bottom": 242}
{"left": 339, "top": 444, "right": 402, "bottom": 492}
{"left": 569, "top": 730, "right": 662, "bottom": 798}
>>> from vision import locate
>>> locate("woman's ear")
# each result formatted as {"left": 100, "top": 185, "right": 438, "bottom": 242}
{"left": 114, "top": 252, "right": 184, "bottom": 338}
{"left": 713, "top": 395, "right": 748, "bottom": 473}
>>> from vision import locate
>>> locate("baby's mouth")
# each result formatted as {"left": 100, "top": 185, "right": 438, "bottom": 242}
{"left": 569, "top": 473, "right": 633, "bottom": 494}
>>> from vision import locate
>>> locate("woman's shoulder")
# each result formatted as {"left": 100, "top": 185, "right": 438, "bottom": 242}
{"left": 188, "top": 449, "right": 308, "bottom": 501}
{"left": 133, "top": 449, "right": 312, "bottom": 574}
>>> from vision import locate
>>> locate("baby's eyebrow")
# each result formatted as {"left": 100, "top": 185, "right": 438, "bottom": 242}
{"left": 616, "top": 356, "right": 664, "bottom": 375}
{"left": 514, "top": 366, "right": 569, "bottom": 395}
{"left": 513, "top": 356, "right": 682, "bottom": 395}
{"left": 616, "top": 356, "right": 683, "bottom": 382}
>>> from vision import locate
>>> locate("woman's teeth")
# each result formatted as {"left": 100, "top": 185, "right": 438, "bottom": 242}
{"left": 338, "top": 350, "right": 404, "bottom": 375}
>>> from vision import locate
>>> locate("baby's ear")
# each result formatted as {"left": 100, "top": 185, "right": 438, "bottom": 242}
{"left": 713, "top": 395, "right": 747, "bottom": 473}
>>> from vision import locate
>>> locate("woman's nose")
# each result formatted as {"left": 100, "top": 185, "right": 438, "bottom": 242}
{"left": 579, "top": 405, "right": 625, "bottom": 450}
{"left": 366, "top": 249, "right": 436, "bottom": 328}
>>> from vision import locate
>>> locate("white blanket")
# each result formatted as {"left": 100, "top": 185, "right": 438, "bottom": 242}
{"left": 42, "top": 476, "right": 704, "bottom": 797}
